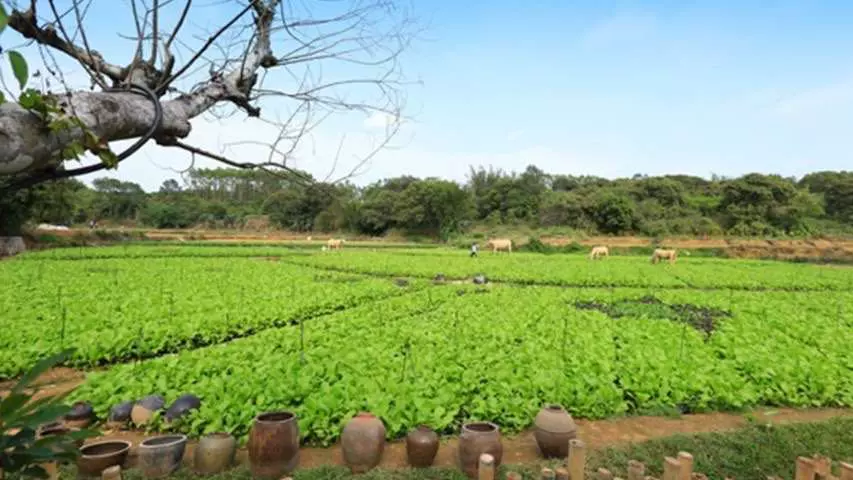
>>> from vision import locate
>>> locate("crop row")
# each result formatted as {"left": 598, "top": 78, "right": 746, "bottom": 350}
{"left": 70, "top": 284, "right": 853, "bottom": 445}
{"left": 0, "top": 257, "right": 418, "bottom": 378}
{"left": 281, "top": 250, "right": 853, "bottom": 291}
{"left": 17, "top": 244, "right": 306, "bottom": 260}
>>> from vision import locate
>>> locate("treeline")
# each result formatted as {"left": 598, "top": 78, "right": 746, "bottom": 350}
{"left": 3, "top": 166, "right": 853, "bottom": 238}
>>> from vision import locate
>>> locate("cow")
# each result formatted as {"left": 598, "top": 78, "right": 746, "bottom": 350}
{"left": 651, "top": 248, "right": 677, "bottom": 264}
{"left": 589, "top": 246, "right": 609, "bottom": 260}
{"left": 327, "top": 238, "right": 345, "bottom": 250}
{"left": 486, "top": 238, "right": 512, "bottom": 253}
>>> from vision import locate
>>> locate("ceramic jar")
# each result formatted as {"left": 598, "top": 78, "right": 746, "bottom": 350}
{"left": 533, "top": 404, "right": 578, "bottom": 458}
{"left": 247, "top": 411, "right": 300, "bottom": 479}
{"left": 457, "top": 422, "right": 502, "bottom": 478}
{"left": 341, "top": 412, "right": 386, "bottom": 473}
{"left": 194, "top": 432, "right": 237, "bottom": 475}
{"left": 405, "top": 425, "right": 439, "bottom": 468}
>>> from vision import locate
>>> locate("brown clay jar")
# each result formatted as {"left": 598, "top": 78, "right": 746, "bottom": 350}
{"left": 247, "top": 411, "right": 300, "bottom": 479}
{"left": 341, "top": 412, "right": 386, "bottom": 473}
{"left": 457, "top": 422, "right": 502, "bottom": 479}
{"left": 194, "top": 432, "right": 237, "bottom": 475}
{"left": 533, "top": 404, "right": 577, "bottom": 458}
{"left": 405, "top": 425, "right": 439, "bottom": 468}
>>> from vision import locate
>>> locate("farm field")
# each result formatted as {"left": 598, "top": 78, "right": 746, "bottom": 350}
{"left": 2, "top": 245, "right": 852, "bottom": 447}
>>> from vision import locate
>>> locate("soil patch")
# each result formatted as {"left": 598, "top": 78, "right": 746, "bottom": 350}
{"left": 573, "top": 295, "right": 730, "bottom": 337}
{"left": 0, "top": 367, "right": 85, "bottom": 401}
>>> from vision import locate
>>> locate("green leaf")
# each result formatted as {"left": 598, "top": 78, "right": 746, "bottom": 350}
{"left": 12, "top": 349, "right": 74, "bottom": 395}
{"left": 0, "top": 3, "right": 8, "bottom": 33}
{"left": 8, "top": 50, "right": 28, "bottom": 89}
{"left": 98, "top": 149, "right": 119, "bottom": 168}
{"left": 0, "top": 91, "right": 5, "bottom": 104}
{"left": 0, "top": 393, "right": 29, "bottom": 418}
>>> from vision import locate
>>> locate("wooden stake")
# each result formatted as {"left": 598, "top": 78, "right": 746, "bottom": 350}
{"left": 541, "top": 468, "right": 556, "bottom": 480}
{"left": 677, "top": 452, "right": 694, "bottom": 480}
{"left": 597, "top": 468, "right": 613, "bottom": 480}
{"left": 812, "top": 455, "right": 831, "bottom": 478}
{"left": 663, "top": 457, "right": 682, "bottom": 480}
{"left": 628, "top": 461, "right": 646, "bottom": 480}
{"left": 556, "top": 467, "right": 570, "bottom": 480}
{"left": 797, "top": 457, "right": 816, "bottom": 480}
{"left": 568, "top": 439, "right": 587, "bottom": 480}
{"left": 478, "top": 454, "right": 495, "bottom": 480}
{"left": 840, "top": 463, "right": 853, "bottom": 480}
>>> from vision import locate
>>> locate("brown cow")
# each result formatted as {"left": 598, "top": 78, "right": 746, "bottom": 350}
{"left": 651, "top": 248, "right": 677, "bottom": 264}
{"left": 327, "top": 238, "right": 345, "bottom": 250}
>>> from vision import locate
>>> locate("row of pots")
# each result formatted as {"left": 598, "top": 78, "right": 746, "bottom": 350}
{"left": 67, "top": 404, "right": 576, "bottom": 479}
{"left": 64, "top": 394, "right": 202, "bottom": 430}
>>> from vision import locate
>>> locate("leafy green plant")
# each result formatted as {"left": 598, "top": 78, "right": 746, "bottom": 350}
{"left": 0, "top": 349, "right": 94, "bottom": 478}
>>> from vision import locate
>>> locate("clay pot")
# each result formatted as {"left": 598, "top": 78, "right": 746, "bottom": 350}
{"left": 131, "top": 395, "right": 165, "bottom": 425}
{"left": 533, "top": 404, "right": 578, "bottom": 458}
{"left": 76, "top": 440, "right": 132, "bottom": 478}
{"left": 165, "top": 393, "right": 202, "bottom": 422}
{"left": 64, "top": 401, "right": 95, "bottom": 428}
{"left": 194, "top": 432, "right": 237, "bottom": 475}
{"left": 137, "top": 434, "right": 188, "bottom": 479}
{"left": 457, "top": 422, "right": 502, "bottom": 479}
{"left": 247, "top": 411, "right": 300, "bottom": 479}
{"left": 39, "top": 425, "right": 84, "bottom": 450}
{"left": 405, "top": 425, "right": 439, "bottom": 468}
{"left": 341, "top": 412, "right": 386, "bottom": 473}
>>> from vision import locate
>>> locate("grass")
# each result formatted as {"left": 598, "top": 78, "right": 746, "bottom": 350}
{"left": 45, "top": 417, "right": 853, "bottom": 480}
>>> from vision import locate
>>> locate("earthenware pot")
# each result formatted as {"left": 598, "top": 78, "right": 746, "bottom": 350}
{"left": 38, "top": 424, "right": 84, "bottom": 450}
{"left": 247, "top": 411, "right": 300, "bottom": 479}
{"left": 194, "top": 432, "right": 237, "bottom": 475}
{"left": 64, "top": 401, "right": 95, "bottom": 429}
{"left": 405, "top": 425, "right": 439, "bottom": 468}
{"left": 341, "top": 412, "right": 386, "bottom": 473}
{"left": 76, "top": 440, "right": 132, "bottom": 478}
{"left": 164, "top": 393, "right": 201, "bottom": 422}
{"left": 131, "top": 395, "right": 165, "bottom": 425}
{"left": 457, "top": 422, "right": 502, "bottom": 479}
{"left": 533, "top": 404, "right": 577, "bottom": 458}
{"left": 137, "top": 434, "right": 188, "bottom": 479}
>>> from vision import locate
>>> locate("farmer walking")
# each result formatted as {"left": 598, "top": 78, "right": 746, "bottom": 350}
{"left": 470, "top": 242, "right": 479, "bottom": 258}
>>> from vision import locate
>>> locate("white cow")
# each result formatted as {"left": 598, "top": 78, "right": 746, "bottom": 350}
{"left": 589, "top": 246, "right": 609, "bottom": 260}
{"left": 651, "top": 248, "right": 677, "bottom": 265}
{"left": 486, "top": 238, "right": 512, "bottom": 253}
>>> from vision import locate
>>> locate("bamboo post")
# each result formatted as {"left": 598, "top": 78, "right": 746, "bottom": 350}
{"left": 677, "top": 452, "right": 694, "bottom": 480}
{"left": 478, "top": 454, "right": 495, "bottom": 480}
{"left": 663, "top": 457, "right": 682, "bottom": 480}
{"left": 541, "top": 468, "right": 556, "bottom": 480}
{"left": 568, "top": 439, "right": 587, "bottom": 480}
{"left": 556, "top": 467, "right": 570, "bottom": 480}
{"left": 840, "top": 463, "right": 853, "bottom": 480}
{"left": 797, "top": 457, "right": 816, "bottom": 480}
{"left": 597, "top": 469, "right": 614, "bottom": 480}
{"left": 628, "top": 461, "right": 646, "bottom": 480}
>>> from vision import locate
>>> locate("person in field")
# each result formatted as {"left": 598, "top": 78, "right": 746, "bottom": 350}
{"left": 470, "top": 243, "right": 479, "bottom": 257}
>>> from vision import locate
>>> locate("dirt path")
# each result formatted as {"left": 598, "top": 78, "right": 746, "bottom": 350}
{"left": 78, "top": 407, "right": 853, "bottom": 471}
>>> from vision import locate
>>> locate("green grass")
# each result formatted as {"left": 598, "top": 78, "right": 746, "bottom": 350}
{"left": 44, "top": 417, "right": 853, "bottom": 480}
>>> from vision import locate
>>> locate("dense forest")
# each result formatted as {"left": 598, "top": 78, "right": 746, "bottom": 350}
{"left": 2, "top": 166, "right": 853, "bottom": 238}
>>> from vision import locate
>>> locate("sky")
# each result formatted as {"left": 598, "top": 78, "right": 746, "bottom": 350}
{"left": 4, "top": 0, "right": 853, "bottom": 191}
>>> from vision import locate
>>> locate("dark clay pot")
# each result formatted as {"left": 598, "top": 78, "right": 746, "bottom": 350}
{"left": 165, "top": 393, "right": 202, "bottom": 422}
{"left": 405, "top": 425, "right": 439, "bottom": 468}
{"left": 194, "top": 432, "right": 237, "bottom": 475}
{"left": 131, "top": 395, "right": 165, "bottom": 425}
{"left": 76, "top": 440, "right": 132, "bottom": 478}
{"left": 38, "top": 425, "right": 84, "bottom": 450}
{"left": 64, "top": 401, "right": 95, "bottom": 429}
{"left": 457, "top": 422, "right": 502, "bottom": 479}
{"left": 341, "top": 412, "right": 386, "bottom": 473}
{"left": 137, "top": 434, "right": 188, "bottom": 479}
{"left": 533, "top": 404, "right": 578, "bottom": 458}
{"left": 247, "top": 411, "right": 300, "bottom": 479}
{"left": 107, "top": 400, "right": 134, "bottom": 429}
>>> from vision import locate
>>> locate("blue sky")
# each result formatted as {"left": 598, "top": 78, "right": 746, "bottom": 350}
{"left": 6, "top": 0, "right": 853, "bottom": 190}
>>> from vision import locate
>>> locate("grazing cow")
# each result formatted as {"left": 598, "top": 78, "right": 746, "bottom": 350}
{"left": 327, "top": 238, "right": 344, "bottom": 250}
{"left": 486, "top": 238, "right": 512, "bottom": 253}
{"left": 589, "top": 246, "right": 609, "bottom": 260}
{"left": 651, "top": 248, "right": 677, "bottom": 264}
